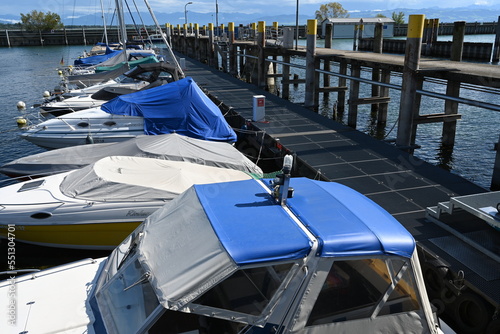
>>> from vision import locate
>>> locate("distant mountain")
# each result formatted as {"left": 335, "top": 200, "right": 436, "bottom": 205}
{"left": 1, "top": 5, "right": 499, "bottom": 27}
{"left": 350, "top": 5, "right": 500, "bottom": 23}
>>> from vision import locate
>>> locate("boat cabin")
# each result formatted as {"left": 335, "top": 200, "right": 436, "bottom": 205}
{"left": 90, "top": 177, "right": 440, "bottom": 334}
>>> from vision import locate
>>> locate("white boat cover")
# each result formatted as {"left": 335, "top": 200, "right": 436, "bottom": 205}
{"left": 59, "top": 156, "right": 252, "bottom": 202}
{"left": 1, "top": 133, "right": 263, "bottom": 178}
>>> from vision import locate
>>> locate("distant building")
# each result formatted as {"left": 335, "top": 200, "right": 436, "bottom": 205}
{"left": 321, "top": 18, "right": 394, "bottom": 39}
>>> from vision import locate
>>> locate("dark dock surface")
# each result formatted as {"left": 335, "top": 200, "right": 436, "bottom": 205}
{"left": 181, "top": 54, "right": 500, "bottom": 312}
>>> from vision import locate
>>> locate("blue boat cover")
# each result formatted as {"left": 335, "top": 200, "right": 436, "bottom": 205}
{"left": 285, "top": 178, "right": 415, "bottom": 258}
{"left": 195, "top": 179, "right": 312, "bottom": 265}
{"left": 74, "top": 46, "right": 122, "bottom": 67}
{"left": 101, "top": 77, "right": 237, "bottom": 142}
{"left": 195, "top": 178, "right": 415, "bottom": 265}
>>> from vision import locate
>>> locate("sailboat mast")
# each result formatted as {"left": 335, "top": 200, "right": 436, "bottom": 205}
{"left": 142, "top": 0, "right": 185, "bottom": 78}
{"left": 115, "top": 0, "right": 128, "bottom": 46}
{"left": 100, "top": 0, "right": 109, "bottom": 45}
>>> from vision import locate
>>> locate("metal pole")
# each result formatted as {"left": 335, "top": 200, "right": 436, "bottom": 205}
{"left": 295, "top": 0, "right": 299, "bottom": 50}
{"left": 184, "top": 2, "right": 192, "bottom": 25}
{"left": 215, "top": 0, "right": 219, "bottom": 37}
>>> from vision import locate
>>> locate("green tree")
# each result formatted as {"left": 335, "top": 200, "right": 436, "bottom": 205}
{"left": 375, "top": 13, "right": 387, "bottom": 18}
{"left": 20, "top": 10, "right": 63, "bottom": 32}
{"left": 315, "top": 2, "right": 349, "bottom": 21}
{"left": 391, "top": 11, "right": 405, "bottom": 24}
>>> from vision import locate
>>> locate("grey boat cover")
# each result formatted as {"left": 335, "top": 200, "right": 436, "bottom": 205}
{"left": 66, "top": 63, "right": 130, "bottom": 88}
{"left": 0, "top": 134, "right": 263, "bottom": 179}
{"left": 59, "top": 156, "right": 252, "bottom": 202}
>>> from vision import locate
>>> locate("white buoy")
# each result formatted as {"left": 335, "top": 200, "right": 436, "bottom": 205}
{"left": 16, "top": 101, "right": 26, "bottom": 110}
{"left": 43, "top": 91, "right": 51, "bottom": 98}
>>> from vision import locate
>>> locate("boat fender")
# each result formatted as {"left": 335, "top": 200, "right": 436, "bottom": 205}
{"left": 17, "top": 101, "right": 26, "bottom": 110}
{"left": 486, "top": 318, "right": 500, "bottom": 334}
{"left": 16, "top": 117, "right": 27, "bottom": 127}
{"left": 422, "top": 259, "right": 449, "bottom": 297}
{"left": 452, "top": 292, "right": 491, "bottom": 334}
{"left": 43, "top": 91, "right": 51, "bottom": 98}
{"left": 86, "top": 134, "right": 94, "bottom": 144}
{"left": 430, "top": 298, "right": 445, "bottom": 316}
{"left": 440, "top": 285, "right": 457, "bottom": 304}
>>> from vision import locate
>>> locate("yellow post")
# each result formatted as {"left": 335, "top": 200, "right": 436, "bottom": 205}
{"left": 208, "top": 23, "right": 213, "bottom": 31}
{"left": 273, "top": 21, "right": 279, "bottom": 39}
{"left": 258, "top": 21, "right": 265, "bottom": 33}
{"left": 305, "top": 19, "right": 317, "bottom": 108}
{"left": 228, "top": 22, "right": 234, "bottom": 32}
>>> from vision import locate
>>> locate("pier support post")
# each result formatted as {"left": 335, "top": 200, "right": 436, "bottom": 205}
{"left": 282, "top": 55, "right": 290, "bottom": 100}
{"left": 182, "top": 24, "right": 188, "bottom": 54}
{"left": 377, "top": 69, "right": 391, "bottom": 127}
{"left": 208, "top": 23, "right": 216, "bottom": 68}
{"left": 451, "top": 21, "right": 466, "bottom": 62}
{"left": 491, "top": 134, "right": 500, "bottom": 190}
{"left": 5, "top": 30, "right": 10, "bottom": 47}
{"left": 348, "top": 64, "right": 361, "bottom": 128}
{"left": 323, "top": 23, "right": 333, "bottom": 99}
{"left": 228, "top": 22, "right": 237, "bottom": 76}
{"left": 372, "top": 22, "right": 383, "bottom": 115}
{"left": 337, "top": 60, "right": 348, "bottom": 117}
{"left": 257, "top": 21, "right": 266, "bottom": 89}
{"left": 440, "top": 22, "right": 465, "bottom": 147}
{"left": 493, "top": 16, "right": 500, "bottom": 62}
{"left": 194, "top": 24, "right": 200, "bottom": 61}
{"left": 396, "top": 14, "right": 425, "bottom": 150}
{"left": 304, "top": 19, "right": 317, "bottom": 109}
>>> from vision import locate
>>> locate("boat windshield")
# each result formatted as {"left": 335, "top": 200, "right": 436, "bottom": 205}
{"left": 306, "top": 257, "right": 421, "bottom": 326}
{"left": 96, "top": 256, "right": 160, "bottom": 334}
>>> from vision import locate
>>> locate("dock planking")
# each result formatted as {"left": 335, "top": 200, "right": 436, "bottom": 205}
{"left": 181, "top": 53, "right": 499, "bottom": 331}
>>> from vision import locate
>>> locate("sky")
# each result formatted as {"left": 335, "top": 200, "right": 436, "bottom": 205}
{"left": 2, "top": 0, "right": 499, "bottom": 17}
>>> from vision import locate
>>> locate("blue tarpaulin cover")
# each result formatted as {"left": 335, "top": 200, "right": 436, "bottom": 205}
{"left": 286, "top": 178, "right": 416, "bottom": 258}
{"left": 195, "top": 178, "right": 415, "bottom": 265}
{"left": 74, "top": 46, "right": 122, "bottom": 67}
{"left": 101, "top": 77, "right": 237, "bottom": 142}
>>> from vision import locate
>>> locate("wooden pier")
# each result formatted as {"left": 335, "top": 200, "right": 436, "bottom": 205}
{"left": 170, "top": 18, "right": 500, "bottom": 334}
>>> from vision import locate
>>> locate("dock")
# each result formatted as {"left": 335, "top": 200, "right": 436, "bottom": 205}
{"left": 179, "top": 50, "right": 499, "bottom": 333}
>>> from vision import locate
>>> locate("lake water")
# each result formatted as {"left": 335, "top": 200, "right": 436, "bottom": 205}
{"left": 0, "top": 37, "right": 498, "bottom": 272}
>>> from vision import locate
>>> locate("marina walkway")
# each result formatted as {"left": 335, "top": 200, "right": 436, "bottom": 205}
{"left": 181, "top": 54, "right": 500, "bottom": 310}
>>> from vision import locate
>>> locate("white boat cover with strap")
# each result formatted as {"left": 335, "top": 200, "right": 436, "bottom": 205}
{"left": 59, "top": 156, "right": 252, "bottom": 202}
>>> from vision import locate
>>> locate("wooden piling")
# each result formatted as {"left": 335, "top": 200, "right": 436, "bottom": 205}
{"left": 228, "top": 22, "right": 237, "bottom": 76}
{"left": 257, "top": 21, "right": 266, "bottom": 89}
{"left": 493, "top": 16, "right": 500, "bottom": 62}
{"left": 377, "top": 69, "right": 391, "bottom": 127}
{"left": 396, "top": 14, "right": 425, "bottom": 149}
{"left": 491, "top": 134, "right": 500, "bottom": 190}
{"left": 5, "top": 30, "right": 10, "bottom": 47}
{"left": 451, "top": 21, "right": 466, "bottom": 61}
{"left": 323, "top": 23, "right": 333, "bottom": 99}
{"left": 194, "top": 23, "right": 200, "bottom": 60}
{"left": 208, "top": 23, "right": 216, "bottom": 68}
{"left": 347, "top": 64, "right": 361, "bottom": 128}
{"left": 372, "top": 22, "right": 383, "bottom": 115}
{"left": 337, "top": 60, "right": 348, "bottom": 117}
{"left": 304, "top": 19, "right": 317, "bottom": 109}
{"left": 282, "top": 55, "right": 290, "bottom": 100}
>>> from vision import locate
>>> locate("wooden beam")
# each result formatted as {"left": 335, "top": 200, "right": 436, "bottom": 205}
{"left": 414, "top": 113, "right": 462, "bottom": 124}
{"left": 349, "top": 96, "right": 391, "bottom": 106}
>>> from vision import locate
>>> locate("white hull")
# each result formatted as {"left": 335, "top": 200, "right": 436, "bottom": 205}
{"left": 21, "top": 107, "right": 144, "bottom": 149}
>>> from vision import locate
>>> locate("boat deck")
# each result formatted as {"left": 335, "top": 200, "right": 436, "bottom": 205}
{"left": 181, "top": 54, "right": 500, "bottom": 307}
